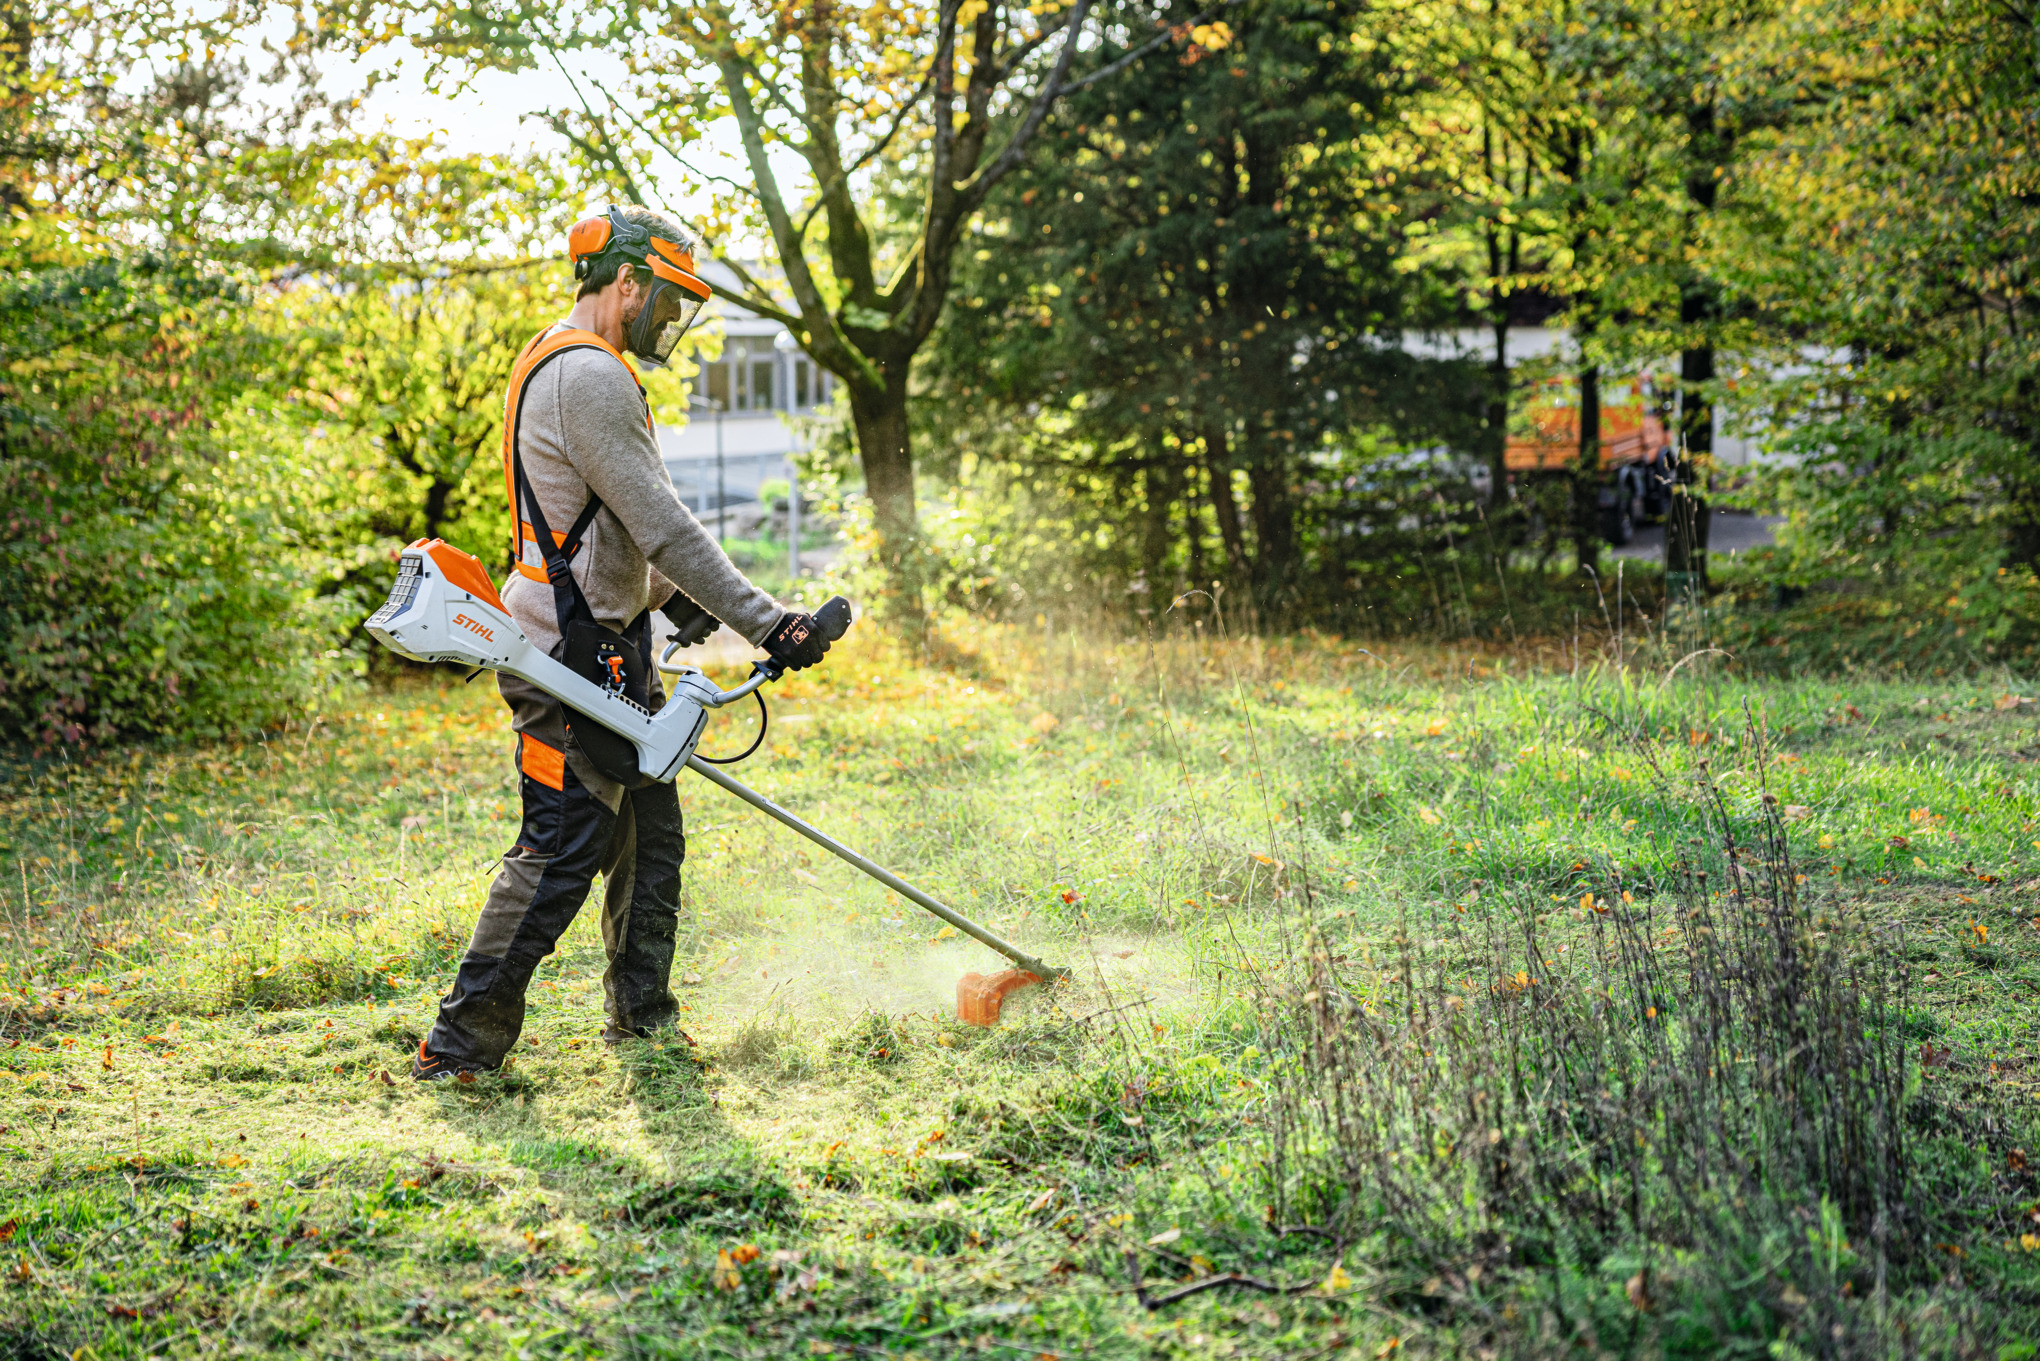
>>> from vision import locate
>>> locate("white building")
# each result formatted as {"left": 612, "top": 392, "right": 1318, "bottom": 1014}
{"left": 661, "top": 265, "right": 835, "bottom": 521}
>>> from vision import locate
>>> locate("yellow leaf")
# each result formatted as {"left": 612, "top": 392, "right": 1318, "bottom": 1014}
{"left": 1323, "top": 1264, "right": 1353, "bottom": 1292}
{"left": 1418, "top": 806, "right": 1442, "bottom": 825}
{"left": 932, "top": 925, "right": 958, "bottom": 941}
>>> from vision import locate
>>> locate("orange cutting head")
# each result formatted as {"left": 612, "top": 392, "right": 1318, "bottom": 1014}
{"left": 957, "top": 969, "right": 1045, "bottom": 1026}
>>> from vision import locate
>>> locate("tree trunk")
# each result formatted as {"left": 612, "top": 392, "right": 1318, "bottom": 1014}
{"left": 847, "top": 369, "right": 921, "bottom": 619}
{"left": 1245, "top": 453, "right": 1296, "bottom": 622}
{"left": 1487, "top": 313, "right": 1511, "bottom": 514}
{"left": 1204, "top": 421, "right": 1250, "bottom": 586}
{"left": 1670, "top": 341, "right": 1712, "bottom": 595}
{"left": 1574, "top": 364, "right": 1601, "bottom": 574}
{"left": 1672, "top": 98, "right": 1722, "bottom": 600}
{"left": 1140, "top": 455, "right": 1181, "bottom": 619}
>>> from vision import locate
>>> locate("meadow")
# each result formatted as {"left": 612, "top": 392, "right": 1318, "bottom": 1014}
{"left": 4, "top": 614, "right": 2040, "bottom": 1359}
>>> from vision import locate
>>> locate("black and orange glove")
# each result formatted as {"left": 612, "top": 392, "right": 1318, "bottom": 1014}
{"left": 761, "top": 611, "right": 831, "bottom": 672}
{"left": 659, "top": 591, "right": 718, "bottom": 648}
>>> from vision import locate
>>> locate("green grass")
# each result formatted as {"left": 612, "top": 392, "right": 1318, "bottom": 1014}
{"left": 5, "top": 624, "right": 2040, "bottom": 1357}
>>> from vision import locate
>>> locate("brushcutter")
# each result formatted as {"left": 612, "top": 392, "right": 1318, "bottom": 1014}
{"left": 366, "top": 539, "right": 1067, "bottom": 1023}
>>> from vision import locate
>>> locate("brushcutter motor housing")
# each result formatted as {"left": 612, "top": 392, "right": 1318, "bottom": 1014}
{"left": 366, "top": 539, "right": 844, "bottom": 782}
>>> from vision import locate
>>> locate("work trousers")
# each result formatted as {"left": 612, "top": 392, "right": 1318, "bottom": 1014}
{"left": 422, "top": 672, "right": 685, "bottom": 1069}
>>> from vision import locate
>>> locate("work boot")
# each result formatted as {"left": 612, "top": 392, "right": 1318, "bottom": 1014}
{"left": 412, "top": 1039, "right": 490, "bottom": 1081}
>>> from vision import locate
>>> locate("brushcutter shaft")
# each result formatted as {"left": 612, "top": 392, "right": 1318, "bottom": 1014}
{"left": 684, "top": 756, "right": 1071, "bottom": 983}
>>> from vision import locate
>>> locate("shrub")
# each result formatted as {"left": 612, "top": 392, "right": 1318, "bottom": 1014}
{"left": 0, "top": 254, "right": 345, "bottom": 747}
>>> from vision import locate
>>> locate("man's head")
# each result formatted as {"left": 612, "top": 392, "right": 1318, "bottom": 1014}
{"left": 566, "top": 205, "right": 712, "bottom": 369}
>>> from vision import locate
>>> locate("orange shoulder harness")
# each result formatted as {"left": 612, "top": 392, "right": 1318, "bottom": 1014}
{"left": 500, "top": 325, "right": 654, "bottom": 584}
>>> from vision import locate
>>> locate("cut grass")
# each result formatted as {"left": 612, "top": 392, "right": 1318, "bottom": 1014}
{"left": 5, "top": 624, "right": 2040, "bottom": 1357}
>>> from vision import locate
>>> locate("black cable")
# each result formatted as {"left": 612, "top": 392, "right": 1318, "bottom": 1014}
{"left": 695, "top": 689, "right": 769, "bottom": 765}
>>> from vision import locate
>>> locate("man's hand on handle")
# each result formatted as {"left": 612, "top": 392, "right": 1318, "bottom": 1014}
{"left": 659, "top": 591, "right": 718, "bottom": 648}
{"left": 761, "top": 597, "right": 854, "bottom": 676}
{"left": 762, "top": 611, "right": 830, "bottom": 672}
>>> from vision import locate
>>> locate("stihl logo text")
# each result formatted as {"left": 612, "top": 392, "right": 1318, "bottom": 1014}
{"left": 454, "top": 613, "right": 496, "bottom": 642}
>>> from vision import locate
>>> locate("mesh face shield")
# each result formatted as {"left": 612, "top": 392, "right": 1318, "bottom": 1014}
{"left": 628, "top": 279, "right": 706, "bottom": 370}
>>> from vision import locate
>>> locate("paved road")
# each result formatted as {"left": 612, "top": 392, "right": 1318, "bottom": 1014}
{"left": 1614, "top": 509, "right": 1782, "bottom": 563}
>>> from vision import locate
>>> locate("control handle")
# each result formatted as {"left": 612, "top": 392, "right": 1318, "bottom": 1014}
{"left": 814, "top": 595, "right": 853, "bottom": 642}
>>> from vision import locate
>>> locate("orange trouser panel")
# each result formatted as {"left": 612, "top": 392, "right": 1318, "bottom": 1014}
{"left": 518, "top": 733, "right": 566, "bottom": 791}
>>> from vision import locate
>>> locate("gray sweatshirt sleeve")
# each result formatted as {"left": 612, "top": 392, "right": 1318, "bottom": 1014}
{"left": 554, "top": 351, "right": 784, "bottom": 645}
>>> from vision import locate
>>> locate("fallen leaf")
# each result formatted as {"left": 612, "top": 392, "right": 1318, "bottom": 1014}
{"left": 1113, "top": 949, "right": 1135, "bottom": 959}
{"left": 932, "top": 925, "right": 958, "bottom": 941}
{"left": 1030, "top": 712, "right": 1060, "bottom": 734}
{"left": 1323, "top": 1264, "right": 1353, "bottom": 1292}
{"left": 101, "top": 1045, "right": 113, "bottom": 1071}
{"left": 1026, "top": 1189, "right": 1056, "bottom": 1212}
{"left": 1146, "top": 1227, "right": 1182, "bottom": 1246}
{"left": 1417, "top": 806, "right": 1442, "bottom": 826}
{"left": 792, "top": 868, "right": 819, "bottom": 886}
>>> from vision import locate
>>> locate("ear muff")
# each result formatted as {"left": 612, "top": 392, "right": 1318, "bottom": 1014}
{"left": 567, "top": 216, "right": 615, "bottom": 278}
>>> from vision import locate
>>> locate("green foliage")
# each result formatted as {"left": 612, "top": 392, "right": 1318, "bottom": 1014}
{"left": 0, "top": 241, "right": 346, "bottom": 745}
{"left": 1709, "top": 0, "right": 2040, "bottom": 587}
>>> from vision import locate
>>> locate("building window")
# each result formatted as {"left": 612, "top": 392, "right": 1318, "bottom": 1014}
{"left": 705, "top": 358, "right": 731, "bottom": 411}
{"left": 749, "top": 360, "right": 774, "bottom": 410}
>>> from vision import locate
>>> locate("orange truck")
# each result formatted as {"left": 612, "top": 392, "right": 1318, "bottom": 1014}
{"left": 1505, "top": 378, "right": 1676, "bottom": 545}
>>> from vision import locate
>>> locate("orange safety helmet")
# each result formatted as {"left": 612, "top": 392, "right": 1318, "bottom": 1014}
{"left": 566, "top": 206, "right": 713, "bottom": 368}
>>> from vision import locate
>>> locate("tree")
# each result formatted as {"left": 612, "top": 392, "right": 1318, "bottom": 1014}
{"left": 318, "top": 0, "right": 1199, "bottom": 618}
{"left": 1712, "top": 0, "right": 2040, "bottom": 611}
{"left": 930, "top": 0, "right": 1439, "bottom": 620}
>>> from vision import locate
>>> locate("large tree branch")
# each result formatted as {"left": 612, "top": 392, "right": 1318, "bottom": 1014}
{"left": 792, "top": 40, "right": 881, "bottom": 306}
{"left": 717, "top": 55, "right": 880, "bottom": 392}
{"left": 704, "top": 277, "right": 803, "bottom": 329}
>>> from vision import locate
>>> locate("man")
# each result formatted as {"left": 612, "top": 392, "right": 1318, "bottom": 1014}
{"left": 414, "top": 204, "right": 832, "bottom": 1079}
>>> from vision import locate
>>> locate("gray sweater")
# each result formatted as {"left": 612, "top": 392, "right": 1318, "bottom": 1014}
{"left": 500, "top": 331, "right": 783, "bottom": 655}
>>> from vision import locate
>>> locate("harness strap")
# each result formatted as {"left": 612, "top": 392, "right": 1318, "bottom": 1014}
{"left": 500, "top": 325, "right": 653, "bottom": 594}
